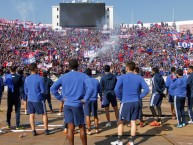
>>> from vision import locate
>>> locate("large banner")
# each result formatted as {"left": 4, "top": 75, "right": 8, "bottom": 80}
{"left": 84, "top": 50, "right": 97, "bottom": 58}
{"left": 22, "top": 52, "right": 36, "bottom": 64}
{"left": 178, "top": 42, "right": 193, "bottom": 48}
{"left": 23, "top": 57, "right": 35, "bottom": 64}
{"left": 119, "top": 35, "right": 130, "bottom": 38}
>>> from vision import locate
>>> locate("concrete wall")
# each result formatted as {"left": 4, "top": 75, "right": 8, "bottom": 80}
{"left": 52, "top": 6, "right": 60, "bottom": 30}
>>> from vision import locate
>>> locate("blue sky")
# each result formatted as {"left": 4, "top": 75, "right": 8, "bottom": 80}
{"left": 0, "top": 0, "right": 193, "bottom": 24}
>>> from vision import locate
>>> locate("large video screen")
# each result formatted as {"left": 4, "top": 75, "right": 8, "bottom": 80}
{"left": 59, "top": 3, "right": 105, "bottom": 28}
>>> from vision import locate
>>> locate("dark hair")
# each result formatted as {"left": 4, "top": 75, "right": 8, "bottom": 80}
{"left": 10, "top": 66, "right": 16, "bottom": 72}
{"left": 18, "top": 69, "right": 23, "bottom": 75}
{"left": 121, "top": 68, "right": 126, "bottom": 74}
{"left": 152, "top": 67, "right": 159, "bottom": 74}
{"left": 64, "top": 69, "right": 70, "bottom": 74}
{"left": 69, "top": 59, "right": 78, "bottom": 70}
{"left": 43, "top": 71, "right": 48, "bottom": 77}
{"left": 84, "top": 68, "right": 92, "bottom": 76}
{"left": 188, "top": 65, "right": 193, "bottom": 71}
{"left": 29, "top": 63, "right": 37, "bottom": 72}
{"left": 126, "top": 61, "right": 135, "bottom": 71}
{"left": 104, "top": 65, "right": 110, "bottom": 72}
{"left": 176, "top": 69, "right": 183, "bottom": 76}
{"left": 134, "top": 67, "right": 140, "bottom": 74}
{"left": 25, "top": 72, "right": 30, "bottom": 76}
{"left": 0, "top": 68, "right": 3, "bottom": 76}
{"left": 171, "top": 67, "right": 176, "bottom": 73}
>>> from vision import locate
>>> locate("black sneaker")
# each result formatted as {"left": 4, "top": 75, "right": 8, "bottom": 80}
{"left": 32, "top": 130, "right": 37, "bottom": 136}
{"left": 44, "top": 129, "right": 52, "bottom": 135}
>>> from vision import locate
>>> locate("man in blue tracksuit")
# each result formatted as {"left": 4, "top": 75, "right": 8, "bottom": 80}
{"left": 111, "top": 61, "right": 149, "bottom": 145}
{"left": 4, "top": 66, "right": 22, "bottom": 129}
{"left": 24, "top": 63, "right": 50, "bottom": 136}
{"left": 187, "top": 65, "right": 193, "bottom": 124}
{"left": 51, "top": 59, "right": 93, "bottom": 145}
{"left": 84, "top": 68, "right": 100, "bottom": 135}
{"left": 99, "top": 65, "right": 119, "bottom": 127}
{"left": 166, "top": 67, "right": 176, "bottom": 119}
{"left": 149, "top": 67, "right": 166, "bottom": 126}
{"left": 134, "top": 66, "right": 144, "bottom": 127}
{"left": 169, "top": 69, "right": 187, "bottom": 128}
{"left": 42, "top": 71, "right": 54, "bottom": 113}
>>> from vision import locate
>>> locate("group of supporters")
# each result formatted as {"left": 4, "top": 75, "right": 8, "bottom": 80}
{"left": 1, "top": 20, "right": 193, "bottom": 76}
{"left": 1, "top": 59, "right": 193, "bottom": 145}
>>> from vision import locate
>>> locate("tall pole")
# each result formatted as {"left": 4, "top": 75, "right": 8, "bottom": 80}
{"left": 33, "top": 10, "right": 35, "bottom": 23}
{"left": 132, "top": 9, "right": 133, "bottom": 25}
{"left": 173, "top": 7, "right": 175, "bottom": 22}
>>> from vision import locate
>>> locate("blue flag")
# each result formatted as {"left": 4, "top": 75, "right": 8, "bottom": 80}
{"left": 4, "top": 74, "right": 14, "bottom": 93}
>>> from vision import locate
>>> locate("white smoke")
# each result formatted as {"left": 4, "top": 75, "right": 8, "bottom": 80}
{"left": 88, "top": 32, "right": 120, "bottom": 63}
{"left": 14, "top": 0, "right": 35, "bottom": 21}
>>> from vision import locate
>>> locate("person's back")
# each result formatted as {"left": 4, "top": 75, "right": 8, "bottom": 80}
{"left": 112, "top": 61, "right": 149, "bottom": 145}
{"left": 13, "top": 74, "right": 22, "bottom": 96}
{"left": 169, "top": 69, "right": 187, "bottom": 128}
{"left": 25, "top": 74, "right": 45, "bottom": 102}
{"left": 100, "top": 73, "right": 117, "bottom": 92}
{"left": 43, "top": 77, "right": 53, "bottom": 95}
{"left": 4, "top": 67, "right": 22, "bottom": 129}
{"left": 24, "top": 63, "right": 50, "bottom": 136}
{"left": 149, "top": 67, "right": 166, "bottom": 127}
{"left": 51, "top": 59, "right": 93, "bottom": 145}
{"left": 6, "top": 73, "right": 22, "bottom": 97}
{"left": 152, "top": 73, "right": 166, "bottom": 96}
{"left": 165, "top": 67, "right": 177, "bottom": 120}
{"left": 89, "top": 77, "right": 99, "bottom": 101}
{"left": 116, "top": 73, "right": 149, "bottom": 103}
{"left": 54, "top": 71, "right": 92, "bottom": 107}
{"left": 83, "top": 68, "right": 100, "bottom": 134}
{"left": 42, "top": 71, "right": 54, "bottom": 113}
{"left": 170, "top": 76, "right": 187, "bottom": 97}
{"left": 99, "top": 65, "right": 118, "bottom": 127}
{"left": 166, "top": 73, "right": 176, "bottom": 96}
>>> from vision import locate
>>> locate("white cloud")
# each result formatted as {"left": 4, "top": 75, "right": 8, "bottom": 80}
{"left": 14, "top": 0, "right": 35, "bottom": 20}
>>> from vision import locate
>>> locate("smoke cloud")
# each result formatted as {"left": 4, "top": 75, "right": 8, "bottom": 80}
{"left": 14, "top": 0, "right": 35, "bottom": 21}
{"left": 89, "top": 32, "right": 120, "bottom": 63}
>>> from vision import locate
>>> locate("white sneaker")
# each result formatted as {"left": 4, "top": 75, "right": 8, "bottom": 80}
{"left": 127, "top": 141, "right": 134, "bottom": 145}
{"left": 105, "top": 122, "right": 111, "bottom": 127}
{"left": 57, "top": 113, "right": 62, "bottom": 116}
{"left": 24, "top": 110, "right": 28, "bottom": 115}
{"left": 111, "top": 140, "right": 123, "bottom": 145}
{"left": 86, "top": 131, "right": 92, "bottom": 135}
{"left": 188, "top": 120, "right": 193, "bottom": 124}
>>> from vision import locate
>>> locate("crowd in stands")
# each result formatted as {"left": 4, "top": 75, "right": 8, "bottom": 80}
{"left": 0, "top": 19, "right": 193, "bottom": 77}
